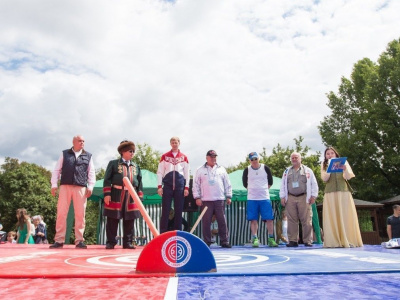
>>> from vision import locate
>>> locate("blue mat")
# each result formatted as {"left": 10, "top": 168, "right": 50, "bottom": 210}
{"left": 178, "top": 245, "right": 400, "bottom": 276}
{"left": 177, "top": 273, "right": 400, "bottom": 299}
{"left": 177, "top": 245, "right": 400, "bottom": 299}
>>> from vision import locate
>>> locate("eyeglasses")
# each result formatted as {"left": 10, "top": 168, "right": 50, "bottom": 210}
{"left": 251, "top": 158, "right": 258, "bottom": 161}
{"left": 127, "top": 150, "right": 135, "bottom": 153}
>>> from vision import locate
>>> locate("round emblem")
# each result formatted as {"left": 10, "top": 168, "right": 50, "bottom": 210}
{"left": 161, "top": 236, "right": 192, "bottom": 268}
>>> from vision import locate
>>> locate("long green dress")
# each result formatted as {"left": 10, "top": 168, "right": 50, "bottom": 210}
{"left": 18, "top": 223, "right": 35, "bottom": 244}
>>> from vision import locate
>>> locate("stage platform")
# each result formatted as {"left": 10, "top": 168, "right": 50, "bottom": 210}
{"left": 1, "top": 243, "right": 400, "bottom": 299}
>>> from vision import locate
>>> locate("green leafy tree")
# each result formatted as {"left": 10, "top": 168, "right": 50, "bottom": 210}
{"left": 95, "top": 168, "right": 105, "bottom": 180}
{"left": 0, "top": 157, "right": 57, "bottom": 239}
{"left": 132, "top": 143, "right": 162, "bottom": 173}
{"left": 319, "top": 38, "right": 400, "bottom": 201}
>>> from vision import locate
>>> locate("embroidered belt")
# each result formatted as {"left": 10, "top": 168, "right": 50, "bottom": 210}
{"left": 113, "top": 185, "right": 128, "bottom": 190}
{"left": 288, "top": 192, "right": 306, "bottom": 197}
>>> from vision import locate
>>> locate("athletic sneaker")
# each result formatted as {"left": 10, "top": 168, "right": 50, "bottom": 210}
{"left": 252, "top": 237, "right": 259, "bottom": 248}
{"left": 268, "top": 237, "right": 278, "bottom": 247}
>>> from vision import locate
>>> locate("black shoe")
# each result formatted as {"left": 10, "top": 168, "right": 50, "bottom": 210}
{"left": 49, "top": 242, "right": 64, "bottom": 249}
{"left": 304, "top": 242, "right": 313, "bottom": 247}
{"left": 123, "top": 243, "right": 136, "bottom": 249}
{"left": 221, "top": 243, "right": 232, "bottom": 248}
{"left": 286, "top": 241, "right": 299, "bottom": 247}
{"left": 105, "top": 243, "right": 115, "bottom": 249}
{"left": 75, "top": 241, "right": 87, "bottom": 249}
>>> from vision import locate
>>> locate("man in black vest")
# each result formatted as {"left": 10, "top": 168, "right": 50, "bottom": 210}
{"left": 50, "top": 135, "right": 95, "bottom": 249}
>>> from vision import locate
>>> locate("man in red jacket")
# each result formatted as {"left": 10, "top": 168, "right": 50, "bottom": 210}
{"left": 157, "top": 137, "right": 190, "bottom": 233}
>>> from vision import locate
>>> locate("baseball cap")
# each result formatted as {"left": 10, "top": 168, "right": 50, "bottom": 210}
{"left": 248, "top": 152, "right": 259, "bottom": 160}
{"left": 206, "top": 150, "right": 218, "bottom": 157}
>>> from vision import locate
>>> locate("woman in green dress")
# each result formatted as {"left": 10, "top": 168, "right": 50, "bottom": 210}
{"left": 16, "top": 208, "right": 34, "bottom": 244}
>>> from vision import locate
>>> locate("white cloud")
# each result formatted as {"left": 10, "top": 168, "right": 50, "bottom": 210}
{"left": 0, "top": 0, "right": 399, "bottom": 173}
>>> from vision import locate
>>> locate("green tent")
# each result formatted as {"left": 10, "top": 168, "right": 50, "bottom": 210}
{"left": 228, "top": 169, "right": 282, "bottom": 201}
{"left": 89, "top": 169, "right": 162, "bottom": 204}
{"left": 89, "top": 169, "right": 283, "bottom": 203}
{"left": 83, "top": 168, "right": 321, "bottom": 245}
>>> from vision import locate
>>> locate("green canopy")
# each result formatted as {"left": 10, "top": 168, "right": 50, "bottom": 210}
{"left": 228, "top": 169, "right": 282, "bottom": 201}
{"left": 89, "top": 169, "right": 162, "bottom": 204}
{"left": 89, "top": 169, "right": 282, "bottom": 203}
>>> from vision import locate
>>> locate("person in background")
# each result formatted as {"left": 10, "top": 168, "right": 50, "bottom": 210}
{"left": 168, "top": 208, "right": 189, "bottom": 232}
{"left": 157, "top": 137, "right": 190, "bottom": 233}
{"left": 193, "top": 150, "right": 233, "bottom": 248}
{"left": 281, "top": 209, "right": 289, "bottom": 244}
{"left": 50, "top": 135, "right": 95, "bottom": 249}
{"left": 16, "top": 208, "right": 34, "bottom": 244}
{"left": 210, "top": 215, "right": 218, "bottom": 244}
{"left": 7, "top": 231, "right": 17, "bottom": 243}
{"left": 0, "top": 215, "right": 5, "bottom": 242}
{"left": 280, "top": 152, "right": 318, "bottom": 247}
{"left": 321, "top": 146, "right": 363, "bottom": 248}
{"left": 242, "top": 152, "right": 277, "bottom": 247}
{"left": 387, "top": 204, "right": 400, "bottom": 240}
{"left": 32, "top": 215, "right": 47, "bottom": 244}
{"left": 103, "top": 140, "right": 143, "bottom": 250}
{"left": 40, "top": 215, "right": 48, "bottom": 240}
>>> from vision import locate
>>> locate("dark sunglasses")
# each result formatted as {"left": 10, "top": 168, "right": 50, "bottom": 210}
{"left": 251, "top": 158, "right": 258, "bottom": 161}
{"left": 127, "top": 150, "right": 135, "bottom": 153}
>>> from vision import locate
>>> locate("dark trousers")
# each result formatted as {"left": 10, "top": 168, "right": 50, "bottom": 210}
{"left": 160, "top": 186, "right": 185, "bottom": 233}
{"left": 201, "top": 201, "right": 229, "bottom": 245}
{"left": 106, "top": 217, "right": 134, "bottom": 246}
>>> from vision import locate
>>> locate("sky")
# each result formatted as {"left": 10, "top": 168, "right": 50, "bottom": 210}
{"left": 0, "top": 0, "right": 399, "bottom": 175}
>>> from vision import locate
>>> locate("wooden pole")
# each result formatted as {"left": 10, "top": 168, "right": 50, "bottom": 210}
{"left": 190, "top": 206, "right": 208, "bottom": 234}
{"left": 123, "top": 177, "right": 160, "bottom": 238}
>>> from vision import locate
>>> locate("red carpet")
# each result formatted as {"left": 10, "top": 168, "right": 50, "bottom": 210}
{"left": 0, "top": 244, "right": 173, "bottom": 278}
{"left": 0, "top": 244, "right": 173, "bottom": 299}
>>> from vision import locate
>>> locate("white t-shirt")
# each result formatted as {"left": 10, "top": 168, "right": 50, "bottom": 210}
{"left": 247, "top": 164, "right": 270, "bottom": 200}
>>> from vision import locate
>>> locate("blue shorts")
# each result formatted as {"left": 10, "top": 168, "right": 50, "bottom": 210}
{"left": 247, "top": 200, "right": 273, "bottom": 221}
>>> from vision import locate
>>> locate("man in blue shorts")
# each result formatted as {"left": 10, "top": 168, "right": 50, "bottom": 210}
{"left": 242, "top": 152, "right": 278, "bottom": 247}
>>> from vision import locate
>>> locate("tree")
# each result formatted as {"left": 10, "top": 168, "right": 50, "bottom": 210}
{"left": 226, "top": 137, "right": 323, "bottom": 202}
{"left": 319, "top": 38, "right": 400, "bottom": 201}
{"left": 132, "top": 143, "right": 162, "bottom": 173}
{"left": 0, "top": 157, "right": 57, "bottom": 239}
{"left": 95, "top": 168, "right": 105, "bottom": 180}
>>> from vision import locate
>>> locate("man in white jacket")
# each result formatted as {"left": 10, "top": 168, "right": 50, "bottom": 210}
{"left": 193, "top": 150, "right": 232, "bottom": 248}
{"left": 279, "top": 152, "right": 318, "bottom": 247}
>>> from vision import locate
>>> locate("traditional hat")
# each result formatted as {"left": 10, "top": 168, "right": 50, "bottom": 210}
{"left": 117, "top": 140, "right": 135, "bottom": 154}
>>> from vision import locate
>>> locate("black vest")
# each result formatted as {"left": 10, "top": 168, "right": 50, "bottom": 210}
{"left": 60, "top": 149, "right": 92, "bottom": 187}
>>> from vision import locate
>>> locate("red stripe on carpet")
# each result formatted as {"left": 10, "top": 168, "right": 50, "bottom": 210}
{"left": 0, "top": 278, "right": 170, "bottom": 299}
